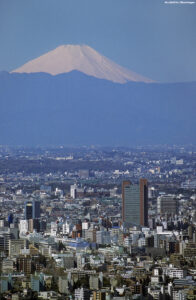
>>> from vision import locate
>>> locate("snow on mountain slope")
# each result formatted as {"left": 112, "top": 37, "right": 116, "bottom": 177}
{"left": 12, "top": 45, "right": 153, "bottom": 83}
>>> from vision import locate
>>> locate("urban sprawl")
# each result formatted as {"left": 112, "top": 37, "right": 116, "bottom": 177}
{"left": 0, "top": 145, "right": 196, "bottom": 300}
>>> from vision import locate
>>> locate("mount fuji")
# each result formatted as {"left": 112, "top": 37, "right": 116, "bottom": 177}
{"left": 0, "top": 45, "right": 195, "bottom": 146}
{"left": 12, "top": 44, "right": 153, "bottom": 83}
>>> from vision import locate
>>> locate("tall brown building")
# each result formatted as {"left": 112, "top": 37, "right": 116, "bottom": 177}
{"left": 17, "top": 256, "right": 32, "bottom": 274}
{"left": 122, "top": 179, "right": 148, "bottom": 227}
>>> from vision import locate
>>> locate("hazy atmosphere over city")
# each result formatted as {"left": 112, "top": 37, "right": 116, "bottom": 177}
{"left": 0, "top": 1, "right": 196, "bottom": 300}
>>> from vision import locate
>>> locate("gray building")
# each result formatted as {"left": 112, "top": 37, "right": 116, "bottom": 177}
{"left": 157, "top": 195, "right": 178, "bottom": 215}
{"left": 96, "top": 230, "right": 111, "bottom": 245}
{"left": 58, "top": 276, "right": 69, "bottom": 294}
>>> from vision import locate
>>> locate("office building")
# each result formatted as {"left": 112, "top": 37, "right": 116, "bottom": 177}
{"left": 58, "top": 276, "right": 69, "bottom": 294}
{"left": 25, "top": 201, "right": 33, "bottom": 220}
{"left": 17, "top": 257, "right": 32, "bottom": 274}
{"left": 96, "top": 230, "right": 111, "bottom": 245}
{"left": 75, "top": 287, "right": 90, "bottom": 300}
{"left": 31, "top": 274, "right": 44, "bottom": 292}
{"left": 0, "top": 276, "right": 12, "bottom": 293}
{"left": 122, "top": 179, "right": 148, "bottom": 227}
{"left": 28, "top": 218, "right": 40, "bottom": 233}
{"left": 78, "top": 169, "right": 89, "bottom": 179}
{"left": 9, "top": 239, "right": 28, "bottom": 257}
{"left": 70, "top": 184, "right": 77, "bottom": 199}
{"left": 25, "top": 200, "right": 40, "bottom": 220}
{"left": 157, "top": 195, "right": 178, "bottom": 215}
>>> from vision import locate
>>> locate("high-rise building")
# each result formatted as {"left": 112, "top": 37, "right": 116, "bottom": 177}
{"left": 17, "top": 256, "right": 32, "bottom": 274}
{"left": 122, "top": 179, "right": 148, "bottom": 227}
{"left": 157, "top": 195, "right": 178, "bottom": 215}
{"left": 9, "top": 239, "right": 28, "bottom": 257}
{"left": 75, "top": 288, "right": 90, "bottom": 300}
{"left": 28, "top": 219, "right": 40, "bottom": 233}
{"left": 25, "top": 202, "right": 33, "bottom": 220}
{"left": 70, "top": 184, "right": 77, "bottom": 199}
{"left": 24, "top": 200, "right": 40, "bottom": 220}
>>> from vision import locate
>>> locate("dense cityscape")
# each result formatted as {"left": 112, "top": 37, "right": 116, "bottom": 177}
{"left": 0, "top": 145, "right": 196, "bottom": 299}
{"left": 1, "top": 0, "right": 195, "bottom": 299}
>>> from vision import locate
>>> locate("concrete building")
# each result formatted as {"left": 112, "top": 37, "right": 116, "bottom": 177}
{"left": 1, "top": 258, "right": 14, "bottom": 274}
{"left": 157, "top": 195, "right": 178, "bottom": 215}
{"left": 96, "top": 230, "right": 111, "bottom": 245}
{"left": 17, "top": 256, "right": 32, "bottom": 274}
{"left": 58, "top": 276, "right": 69, "bottom": 294}
{"left": 75, "top": 287, "right": 90, "bottom": 300}
{"left": 89, "top": 275, "right": 99, "bottom": 290}
{"left": 19, "top": 220, "right": 28, "bottom": 234}
{"left": 70, "top": 184, "right": 77, "bottom": 199}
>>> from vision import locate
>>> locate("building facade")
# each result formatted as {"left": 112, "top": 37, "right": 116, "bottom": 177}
{"left": 157, "top": 195, "right": 178, "bottom": 215}
{"left": 25, "top": 200, "right": 40, "bottom": 220}
{"left": 122, "top": 179, "right": 148, "bottom": 227}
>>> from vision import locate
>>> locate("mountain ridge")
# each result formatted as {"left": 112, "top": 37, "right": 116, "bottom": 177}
{"left": 0, "top": 71, "right": 195, "bottom": 146}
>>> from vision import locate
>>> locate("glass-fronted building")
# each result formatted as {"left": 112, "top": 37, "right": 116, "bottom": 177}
{"left": 122, "top": 179, "right": 148, "bottom": 227}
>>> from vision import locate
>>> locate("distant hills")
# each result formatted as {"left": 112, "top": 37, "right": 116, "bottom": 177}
{"left": 0, "top": 70, "right": 195, "bottom": 146}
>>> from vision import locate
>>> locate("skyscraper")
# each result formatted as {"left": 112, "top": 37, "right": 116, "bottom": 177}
{"left": 24, "top": 200, "right": 40, "bottom": 220}
{"left": 122, "top": 179, "right": 148, "bottom": 227}
{"left": 32, "top": 200, "right": 40, "bottom": 219}
{"left": 25, "top": 201, "right": 33, "bottom": 220}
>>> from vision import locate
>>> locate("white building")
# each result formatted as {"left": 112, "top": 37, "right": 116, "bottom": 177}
{"left": 82, "top": 221, "right": 89, "bottom": 230}
{"left": 70, "top": 184, "right": 77, "bottom": 199}
{"left": 19, "top": 220, "right": 28, "bottom": 234}
{"left": 164, "top": 267, "right": 187, "bottom": 279}
{"left": 74, "top": 287, "right": 90, "bottom": 300}
{"left": 63, "top": 221, "right": 73, "bottom": 235}
{"left": 90, "top": 255, "right": 104, "bottom": 266}
{"left": 138, "top": 237, "right": 146, "bottom": 247}
{"left": 124, "top": 236, "right": 132, "bottom": 247}
{"left": 51, "top": 222, "right": 58, "bottom": 236}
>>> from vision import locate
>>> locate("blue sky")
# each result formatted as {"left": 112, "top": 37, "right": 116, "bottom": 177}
{"left": 0, "top": 0, "right": 195, "bottom": 82}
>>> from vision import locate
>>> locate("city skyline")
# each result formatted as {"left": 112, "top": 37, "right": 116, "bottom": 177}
{"left": 0, "top": 145, "right": 195, "bottom": 298}
{"left": 0, "top": 1, "right": 196, "bottom": 298}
